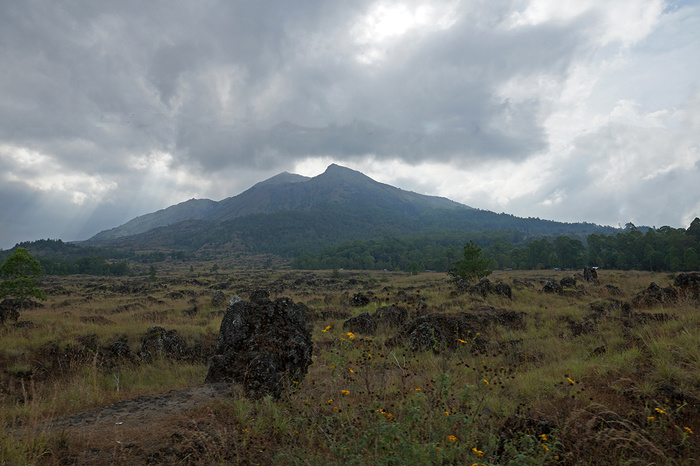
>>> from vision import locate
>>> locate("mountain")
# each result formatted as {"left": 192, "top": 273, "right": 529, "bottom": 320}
{"left": 85, "top": 163, "right": 616, "bottom": 253}
{"left": 89, "top": 164, "right": 467, "bottom": 241}
{"left": 90, "top": 198, "right": 218, "bottom": 241}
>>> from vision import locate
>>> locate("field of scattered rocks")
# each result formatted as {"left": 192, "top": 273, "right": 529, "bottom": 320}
{"left": 1, "top": 267, "right": 699, "bottom": 464}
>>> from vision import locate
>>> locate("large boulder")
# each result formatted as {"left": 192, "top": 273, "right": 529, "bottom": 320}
{"left": 139, "top": 326, "right": 189, "bottom": 361}
{"left": 674, "top": 272, "right": 700, "bottom": 300}
{"left": 386, "top": 306, "right": 525, "bottom": 352}
{"left": 350, "top": 292, "right": 370, "bottom": 307}
{"left": 560, "top": 276, "right": 576, "bottom": 288}
{"left": 542, "top": 280, "right": 563, "bottom": 294}
{"left": 342, "top": 305, "right": 409, "bottom": 336}
{"left": 205, "top": 292, "right": 313, "bottom": 398}
{"left": 494, "top": 282, "right": 513, "bottom": 299}
{"left": 343, "top": 312, "right": 377, "bottom": 335}
{"left": 631, "top": 282, "right": 678, "bottom": 308}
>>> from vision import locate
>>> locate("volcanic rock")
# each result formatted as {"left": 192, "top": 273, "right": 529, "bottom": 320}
{"left": 543, "top": 280, "right": 563, "bottom": 294}
{"left": 631, "top": 282, "right": 678, "bottom": 308}
{"left": 343, "top": 312, "right": 377, "bottom": 335}
{"left": 212, "top": 290, "right": 227, "bottom": 306}
{"left": 674, "top": 272, "right": 700, "bottom": 299}
{"left": 350, "top": 292, "right": 370, "bottom": 307}
{"left": 583, "top": 267, "right": 598, "bottom": 283}
{"left": 205, "top": 295, "right": 313, "bottom": 398}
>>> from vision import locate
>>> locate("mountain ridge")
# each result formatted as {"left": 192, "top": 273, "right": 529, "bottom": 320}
{"left": 89, "top": 164, "right": 468, "bottom": 241}
{"left": 84, "top": 163, "right": 618, "bottom": 255}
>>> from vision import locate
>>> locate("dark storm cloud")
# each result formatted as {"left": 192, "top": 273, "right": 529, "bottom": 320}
{"left": 1, "top": 0, "right": 696, "bottom": 247}
{"left": 1, "top": 0, "right": 576, "bottom": 176}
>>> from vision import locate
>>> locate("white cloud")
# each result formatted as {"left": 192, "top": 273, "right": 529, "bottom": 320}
{"left": 350, "top": 1, "right": 459, "bottom": 65}
{"left": 0, "top": 145, "right": 116, "bottom": 205}
{"left": 505, "top": 0, "right": 664, "bottom": 46}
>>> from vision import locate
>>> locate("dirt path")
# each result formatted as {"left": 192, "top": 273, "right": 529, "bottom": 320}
{"left": 47, "top": 383, "right": 231, "bottom": 431}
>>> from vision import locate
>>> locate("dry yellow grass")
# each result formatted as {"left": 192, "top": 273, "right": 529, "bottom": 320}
{"left": 1, "top": 267, "right": 698, "bottom": 464}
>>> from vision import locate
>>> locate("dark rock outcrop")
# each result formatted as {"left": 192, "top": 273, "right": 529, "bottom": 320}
{"left": 456, "top": 278, "right": 513, "bottom": 299}
{"left": 543, "top": 280, "right": 563, "bottom": 294}
{"left": 583, "top": 267, "right": 598, "bottom": 283}
{"left": 674, "top": 272, "right": 700, "bottom": 299}
{"left": 494, "top": 282, "right": 513, "bottom": 299}
{"left": 249, "top": 289, "right": 271, "bottom": 305}
{"left": 0, "top": 299, "right": 20, "bottom": 324}
{"left": 342, "top": 305, "right": 410, "bottom": 336}
{"left": 374, "top": 305, "right": 408, "bottom": 328}
{"left": 631, "top": 282, "right": 678, "bottom": 308}
{"left": 343, "top": 312, "right": 377, "bottom": 335}
{"left": 470, "top": 278, "right": 492, "bottom": 297}
{"left": 560, "top": 276, "right": 576, "bottom": 288}
{"left": 350, "top": 292, "right": 370, "bottom": 307}
{"left": 140, "top": 326, "right": 189, "bottom": 361}
{"left": 211, "top": 290, "right": 227, "bottom": 306}
{"left": 386, "top": 306, "right": 525, "bottom": 352}
{"left": 205, "top": 294, "right": 313, "bottom": 399}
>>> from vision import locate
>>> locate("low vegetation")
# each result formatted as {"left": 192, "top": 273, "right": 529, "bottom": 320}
{"left": 1, "top": 265, "right": 698, "bottom": 464}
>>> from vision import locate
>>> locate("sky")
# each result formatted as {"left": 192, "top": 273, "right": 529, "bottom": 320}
{"left": 1, "top": 0, "right": 699, "bottom": 249}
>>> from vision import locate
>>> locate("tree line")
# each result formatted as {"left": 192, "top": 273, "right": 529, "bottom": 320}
{"left": 5, "top": 218, "right": 699, "bottom": 275}
{"left": 294, "top": 219, "right": 700, "bottom": 273}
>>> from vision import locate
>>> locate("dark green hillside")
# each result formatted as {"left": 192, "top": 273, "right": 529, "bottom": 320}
{"left": 76, "top": 163, "right": 624, "bottom": 266}
{"left": 89, "top": 203, "right": 616, "bottom": 260}
{"left": 90, "top": 198, "right": 217, "bottom": 241}
{"left": 0, "top": 239, "right": 132, "bottom": 276}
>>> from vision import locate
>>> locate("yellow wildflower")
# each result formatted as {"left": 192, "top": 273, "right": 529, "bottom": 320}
{"left": 327, "top": 399, "right": 333, "bottom": 403}
{"left": 567, "top": 377, "right": 575, "bottom": 385}
{"left": 414, "top": 388, "right": 422, "bottom": 391}
{"left": 483, "top": 379, "right": 489, "bottom": 385}
{"left": 341, "top": 390, "right": 350, "bottom": 395}
{"left": 647, "top": 416, "right": 655, "bottom": 421}
{"left": 347, "top": 332, "right": 355, "bottom": 339}
{"left": 457, "top": 338, "right": 467, "bottom": 343}
{"left": 539, "top": 433, "right": 547, "bottom": 441}
{"left": 448, "top": 435, "right": 458, "bottom": 442}
{"left": 322, "top": 325, "right": 331, "bottom": 332}
{"left": 472, "top": 447, "right": 484, "bottom": 457}
{"left": 684, "top": 427, "right": 693, "bottom": 435}
{"left": 542, "top": 444, "right": 550, "bottom": 451}
{"left": 444, "top": 411, "right": 450, "bottom": 416}
{"left": 654, "top": 407, "right": 666, "bottom": 414}
{"left": 348, "top": 368, "right": 354, "bottom": 373}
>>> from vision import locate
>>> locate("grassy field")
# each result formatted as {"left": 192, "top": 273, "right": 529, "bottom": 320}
{"left": 1, "top": 267, "right": 698, "bottom": 464}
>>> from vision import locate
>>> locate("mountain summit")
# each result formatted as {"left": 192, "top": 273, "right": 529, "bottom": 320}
{"left": 89, "top": 164, "right": 467, "bottom": 241}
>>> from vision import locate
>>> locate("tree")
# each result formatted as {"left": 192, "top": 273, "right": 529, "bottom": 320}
{"left": 553, "top": 236, "right": 586, "bottom": 269}
{"left": 0, "top": 247, "right": 47, "bottom": 311}
{"left": 448, "top": 240, "right": 492, "bottom": 283}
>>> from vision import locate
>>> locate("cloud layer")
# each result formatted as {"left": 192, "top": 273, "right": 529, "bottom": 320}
{"left": 1, "top": 0, "right": 698, "bottom": 247}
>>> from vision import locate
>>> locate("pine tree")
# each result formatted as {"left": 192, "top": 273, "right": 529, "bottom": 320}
{"left": 448, "top": 241, "right": 492, "bottom": 283}
{"left": 0, "top": 248, "right": 47, "bottom": 317}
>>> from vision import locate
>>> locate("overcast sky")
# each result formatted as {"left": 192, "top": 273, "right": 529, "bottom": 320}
{"left": 1, "top": 0, "right": 699, "bottom": 249}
